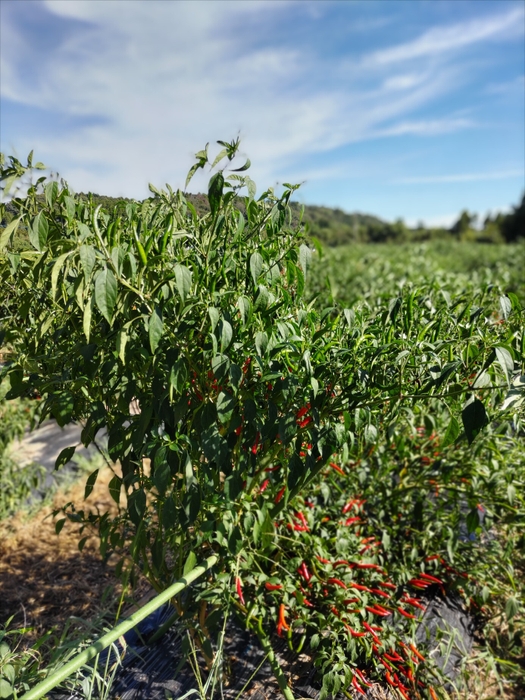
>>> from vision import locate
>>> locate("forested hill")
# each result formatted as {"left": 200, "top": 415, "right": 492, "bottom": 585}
{"left": 2, "top": 189, "right": 524, "bottom": 246}
{"left": 76, "top": 190, "right": 525, "bottom": 245}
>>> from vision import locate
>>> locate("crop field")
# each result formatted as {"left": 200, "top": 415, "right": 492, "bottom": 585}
{"left": 0, "top": 144, "right": 524, "bottom": 700}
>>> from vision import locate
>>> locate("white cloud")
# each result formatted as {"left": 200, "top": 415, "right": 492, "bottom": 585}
{"left": 395, "top": 170, "right": 524, "bottom": 185}
{"left": 363, "top": 6, "right": 525, "bottom": 67}
{"left": 1, "top": 1, "right": 522, "bottom": 199}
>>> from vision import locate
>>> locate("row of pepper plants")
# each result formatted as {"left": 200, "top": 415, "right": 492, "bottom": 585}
{"left": 0, "top": 142, "right": 524, "bottom": 699}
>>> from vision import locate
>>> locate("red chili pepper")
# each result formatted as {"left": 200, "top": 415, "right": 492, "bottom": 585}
{"left": 344, "top": 516, "right": 361, "bottom": 525}
{"left": 274, "top": 485, "right": 286, "bottom": 503}
{"left": 409, "top": 578, "right": 430, "bottom": 588}
{"left": 371, "top": 588, "right": 391, "bottom": 599}
{"left": 343, "top": 597, "right": 360, "bottom": 604}
{"left": 277, "top": 603, "right": 290, "bottom": 637}
{"left": 397, "top": 684, "right": 411, "bottom": 700}
{"left": 297, "top": 416, "right": 312, "bottom": 428}
{"left": 381, "top": 657, "right": 394, "bottom": 672}
{"left": 236, "top": 577, "right": 245, "bottom": 606}
{"left": 265, "top": 582, "right": 283, "bottom": 591}
{"left": 296, "top": 403, "right": 311, "bottom": 419}
{"left": 330, "top": 605, "right": 340, "bottom": 617}
{"left": 349, "top": 583, "right": 372, "bottom": 592}
{"left": 425, "top": 554, "right": 441, "bottom": 561}
{"left": 429, "top": 688, "right": 439, "bottom": 700}
{"left": 419, "top": 572, "right": 443, "bottom": 584}
{"left": 385, "top": 671, "right": 397, "bottom": 687}
{"left": 397, "top": 607, "right": 416, "bottom": 619}
{"left": 342, "top": 499, "right": 357, "bottom": 514}
{"left": 334, "top": 559, "right": 352, "bottom": 568}
{"left": 401, "top": 596, "right": 426, "bottom": 611}
{"left": 343, "top": 623, "right": 366, "bottom": 637}
{"left": 362, "top": 621, "right": 380, "bottom": 640}
{"left": 355, "top": 563, "right": 385, "bottom": 573}
{"left": 354, "top": 668, "right": 372, "bottom": 687}
{"left": 327, "top": 578, "right": 347, "bottom": 589}
{"left": 251, "top": 432, "right": 260, "bottom": 455}
{"left": 329, "top": 461, "right": 345, "bottom": 475}
{"left": 259, "top": 479, "right": 270, "bottom": 493}
{"left": 296, "top": 511, "right": 308, "bottom": 527}
{"left": 351, "top": 676, "right": 366, "bottom": 696}
{"left": 316, "top": 555, "right": 330, "bottom": 564}
{"left": 378, "top": 581, "right": 397, "bottom": 590}
{"left": 383, "top": 652, "right": 404, "bottom": 663}
{"left": 409, "top": 643, "right": 426, "bottom": 662}
{"left": 265, "top": 465, "right": 281, "bottom": 472}
{"left": 366, "top": 605, "right": 391, "bottom": 617}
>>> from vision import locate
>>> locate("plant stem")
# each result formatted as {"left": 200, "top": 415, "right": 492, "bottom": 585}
{"left": 251, "top": 617, "right": 296, "bottom": 700}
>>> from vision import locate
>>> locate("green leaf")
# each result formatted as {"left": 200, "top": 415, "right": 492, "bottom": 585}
{"left": 55, "top": 519, "right": 66, "bottom": 535}
{"left": 128, "top": 488, "right": 146, "bottom": 525}
{"left": 462, "top": 398, "right": 488, "bottom": 445}
{"left": 2, "top": 665, "right": 15, "bottom": 685}
{"left": 108, "top": 475, "right": 122, "bottom": 505}
{"left": 231, "top": 158, "right": 251, "bottom": 172}
{"left": 45, "top": 180, "right": 59, "bottom": 207}
{"left": 51, "top": 251, "right": 71, "bottom": 299}
{"left": 174, "top": 264, "right": 192, "bottom": 302}
{"left": 250, "top": 252, "right": 263, "bottom": 286}
{"left": 29, "top": 211, "right": 49, "bottom": 251}
{"left": 495, "top": 346, "right": 514, "bottom": 385}
{"left": 441, "top": 415, "right": 460, "bottom": 448}
{"left": 84, "top": 469, "right": 99, "bottom": 499}
{"left": 499, "top": 295, "right": 512, "bottom": 320}
{"left": 208, "top": 171, "right": 224, "bottom": 217}
{"left": 55, "top": 445, "right": 76, "bottom": 471}
{"left": 220, "top": 320, "right": 233, "bottom": 352}
{"left": 79, "top": 245, "right": 97, "bottom": 284}
{"left": 255, "top": 331, "right": 268, "bottom": 357}
{"left": 116, "top": 330, "right": 128, "bottom": 363}
{"left": 94, "top": 267, "right": 117, "bottom": 324}
{"left": 153, "top": 461, "right": 171, "bottom": 497}
{"left": 279, "top": 413, "right": 297, "bottom": 446}
{"left": 149, "top": 305, "right": 164, "bottom": 354}
{"left": 505, "top": 596, "right": 519, "bottom": 621}
{"left": 299, "top": 244, "right": 311, "bottom": 279}
{"left": 217, "top": 391, "right": 235, "bottom": 424}
{"left": 507, "top": 483, "right": 516, "bottom": 505}
{"left": 212, "top": 354, "right": 230, "bottom": 381}
{"left": 208, "top": 306, "right": 220, "bottom": 333}
{"left": 0, "top": 216, "right": 22, "bottom": 252}
{"left": 183, "top": 551, "right": 197, "bottom": 576}
{"left": 83, "top": 296, "right": 93, "bottom": 342}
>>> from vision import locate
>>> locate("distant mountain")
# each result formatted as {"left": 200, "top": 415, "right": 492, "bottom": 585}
{"left": 2, "top": 189, "right": 522, "bottom": 247}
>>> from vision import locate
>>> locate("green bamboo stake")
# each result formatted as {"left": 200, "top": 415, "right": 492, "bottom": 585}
{"left": 20, "top": 555, "right": 218, "bottom": 700}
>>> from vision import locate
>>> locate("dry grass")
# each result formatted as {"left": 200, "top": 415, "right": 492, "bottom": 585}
{"left": 0, "top": 465, "right": 126, "bottom": 643}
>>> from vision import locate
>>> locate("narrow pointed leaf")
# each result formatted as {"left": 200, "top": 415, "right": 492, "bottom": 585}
{"left": 94, "top": 267, "right": 117, "bottom": 323}
{"left": 149, "top": 305, "right": 164, "bottom": 354}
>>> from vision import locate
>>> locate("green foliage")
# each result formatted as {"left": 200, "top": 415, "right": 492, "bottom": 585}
{"left": 1, "top": 145, "right": 524, "bottom": 698}
{"left": 0, "top": 397, "right": 45, "bottom": 521}
{"left": 0, "top": 619, "right": 46, "bottom": 699}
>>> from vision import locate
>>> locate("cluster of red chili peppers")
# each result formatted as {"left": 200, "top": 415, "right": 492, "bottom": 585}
{"left": 253, "top": 486, "right": 450, "bottom": 698}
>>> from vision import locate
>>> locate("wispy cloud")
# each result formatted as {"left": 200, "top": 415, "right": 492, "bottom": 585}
{"left": 363, "top": 6, "right": 525, "bottom": 67}
{"left": 0, "top": 0, "right": 522, "bottom": 215}
{"left": 375, "top": 118, "right": 475, "bottom": 138}
{"left": 395, "top": 170, "right": 524, "bottom": 185}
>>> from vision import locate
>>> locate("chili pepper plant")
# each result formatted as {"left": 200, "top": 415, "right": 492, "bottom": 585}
{"left": 0, "top": 143, "right": 523, "bottom": 699}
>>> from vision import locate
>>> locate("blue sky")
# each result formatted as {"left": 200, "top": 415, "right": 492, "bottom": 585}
{"left": 1, "top": 0, "right": 524, "bottom": 227}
